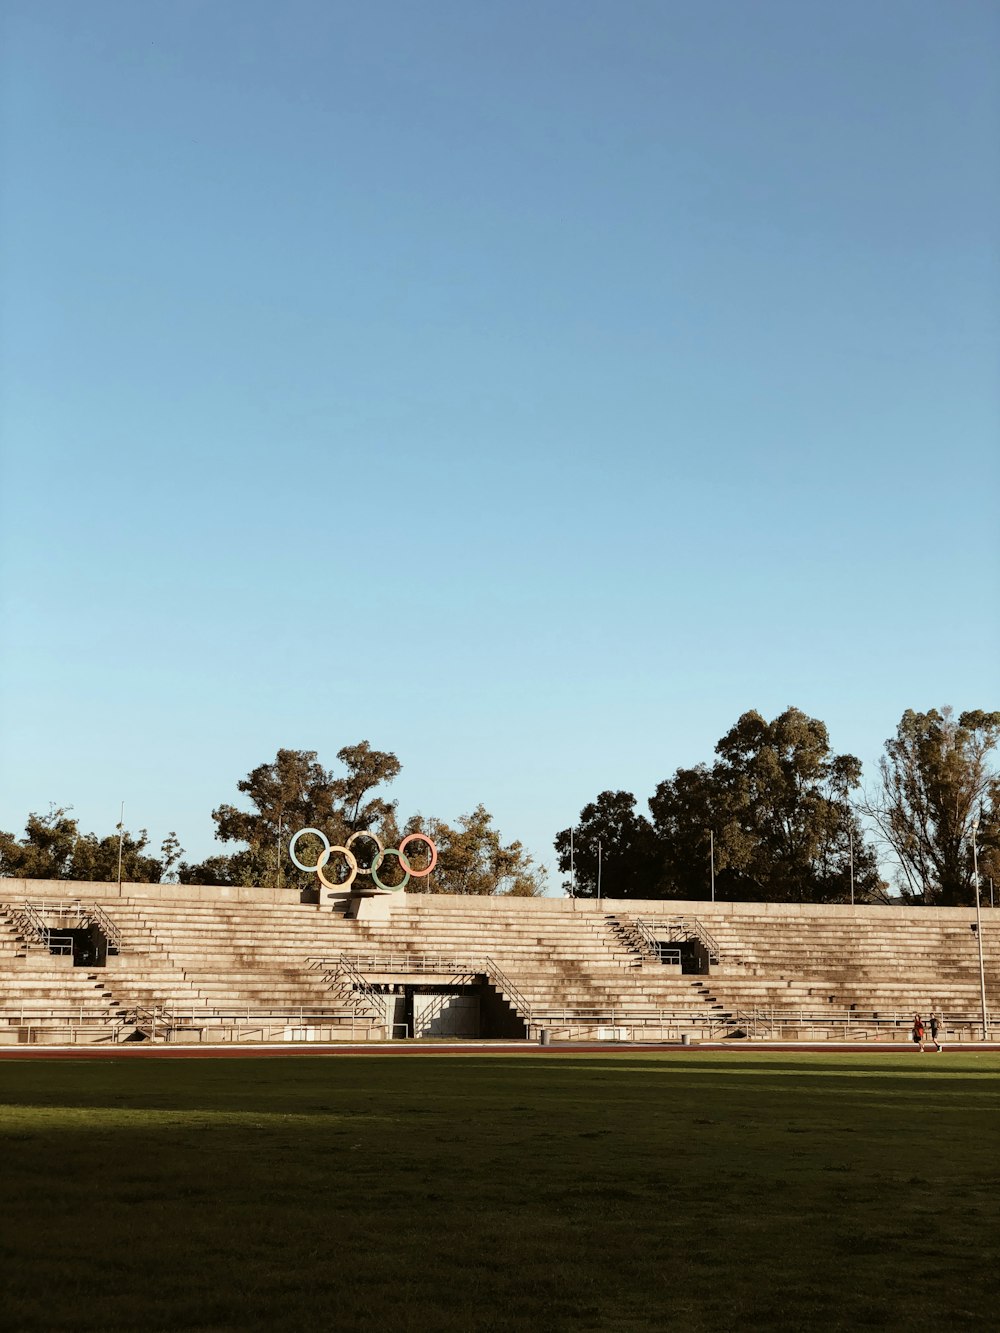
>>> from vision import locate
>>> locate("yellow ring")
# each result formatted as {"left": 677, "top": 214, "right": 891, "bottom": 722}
{"left": 316, "top": 844, "right": 359, "bottom": 892}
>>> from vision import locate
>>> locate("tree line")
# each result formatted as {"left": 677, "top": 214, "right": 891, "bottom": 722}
{"left": 0, "top": 743, "right": 545, "bottom": 897}
{"left": 555, "top": 706, "right": 999, "bottom": 906}
{"left": 2, "top": 706, "right": 996, "bottom": 904}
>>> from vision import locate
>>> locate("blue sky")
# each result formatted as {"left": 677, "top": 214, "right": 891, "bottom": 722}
{"left": 1, "top": 1, "right": 998, "bottom": 887}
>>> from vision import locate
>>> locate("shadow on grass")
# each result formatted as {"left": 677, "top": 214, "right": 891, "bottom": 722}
{"left": 2, "top": 1055, "right": 998, "bottom": 1331}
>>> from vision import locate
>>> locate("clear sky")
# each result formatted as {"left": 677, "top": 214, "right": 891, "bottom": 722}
{"left": 1, "top": 1, "right": 998, "bottom": 888}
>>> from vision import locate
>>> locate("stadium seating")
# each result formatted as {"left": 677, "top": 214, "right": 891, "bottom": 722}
{"left": 0, "top": 879, "right": 995, "bottom": 1044}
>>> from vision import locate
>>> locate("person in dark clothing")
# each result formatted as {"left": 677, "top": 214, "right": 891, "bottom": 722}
{"left": 928, "top": 1013, "right": 942, "bottom": 1052}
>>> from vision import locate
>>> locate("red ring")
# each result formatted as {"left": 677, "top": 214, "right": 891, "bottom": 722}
{"left": 398, "top": 833, "right": 437, "bottom": 878}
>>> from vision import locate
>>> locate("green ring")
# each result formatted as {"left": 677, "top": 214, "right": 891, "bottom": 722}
{"left": 370, "top": 848, "right": 410, "bottom": 892}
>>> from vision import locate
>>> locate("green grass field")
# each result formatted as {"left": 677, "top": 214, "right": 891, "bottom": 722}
{"left": 2, "top": 1051, "right": 998, "bottom": 1331}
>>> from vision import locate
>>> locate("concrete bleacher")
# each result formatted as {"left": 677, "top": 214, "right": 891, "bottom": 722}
{"left": 0, "top": 878, "right": 995, "bottom": 1044}
{"left": 690, "top": 906, "right": 996, "bottom": 1029}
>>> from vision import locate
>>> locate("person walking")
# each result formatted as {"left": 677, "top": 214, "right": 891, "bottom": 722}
{"left": 912, "top": 1015, "right": 925, "bottom": 1051}
{"left": 928, "top": 1013, "right": 942, "bottom": 1052}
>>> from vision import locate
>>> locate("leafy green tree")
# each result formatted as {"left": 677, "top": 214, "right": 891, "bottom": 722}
{"left": 331, "top": 742, "right": 402, "bottom": 834}
{"left": 180, "top": 744, "right": 402, "bottom": 888}
{"left": 861, "top": 707, "right": 1000, "bottom": 905}
{"left": 179, "top": 744, "right": 542, "bottom": 895}
{"left": 690, "top": 707, "right": 879, "bottom": 903}
{"left": 554, "top": 791, "right": 657, "bottom": 898}
{"left": 0, "top": 807, "right": 79, "bottom": 879}
{"left": 557, "top": 708, "right": 881, "bottom": 903}
{"left": 0, "top": 806, "right": 173, "bottom": 883}
{"left": 410, "top": 805, "right": 544, "bottom": 896}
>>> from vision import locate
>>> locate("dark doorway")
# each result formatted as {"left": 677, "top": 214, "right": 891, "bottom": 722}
{"left": 52, "top": 926, "right": 109, "bottom": 967}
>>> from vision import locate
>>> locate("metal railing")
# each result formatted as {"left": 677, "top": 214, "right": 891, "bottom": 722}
{"left": 2, "top": 900, "right": 125, "bottom": 957}
{"left": 717, "top": 1006, "right": 996, "bottom": 1041}
{"left": 653, "top": 916, "right": 722, "bottom": 965}
{"left": 0, "top": 1002, "right": 993, "bottom": 1044}
{"left": 526, "top": 1005, "right": 996, "bottom": 1043}
{"left": 115, "top": 1001, "right": 386, "bottom": 1043}
{"left": 608, "top": 914, "right": 722, "bottom": 967}
{"left": 608, "top": 916, "right": 661, "bottom": 961}
{"left": 4, "top": 902, "right": 75, "bottom": 954}
{"left": 307, "top": 954, "right": 483, "bottom": 977}
{"left": 484, "top": 957, "right": 534, "bottom": 1027}
{"left": 84, "top": 902, "right": 124, "bottom": 955}
{"left": 326, "top": 955, "right": 390, "bottom": 1027}
{"left": 305, "top": 952, "right": 536, "bottom": 1030}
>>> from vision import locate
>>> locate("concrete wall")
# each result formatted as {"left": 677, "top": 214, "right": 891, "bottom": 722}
{"left": 0, "top": 876, "right": 297, "bottom": 905}
{"left": 1, "top": 876, "right": 995, "bottom": 925}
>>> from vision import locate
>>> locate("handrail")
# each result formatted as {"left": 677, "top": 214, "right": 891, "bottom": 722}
{"left": 307, "top": 954, "right": 484, "bottom": 977}
{"left": 2, "top": 899, "right": 124, "bottom": 956}
{"left": 603, "top": 914, "right": 658, "bottom": 963}
{"left": 330, "top": 954, "right": 391, "bottom": 1029}
{"left": 630, "top": 915, "right": 722, "bottom": 965}
{"left": 672, "top": 916, "right": 722, "bottom": 963}
{"left": 84, "top": 903, "right": 124, "bottom": 955}
{"left": 605, "top": 913, "right": 722, "bottom": 966}
{"left": 483, "top": 957, "right": 533, "bottom": 1027}
{"left": 0, "top": 1004, "right": 992, "bottom": 1044}
{"left": 305, "top": 951, "right": 536, "bottom": 1030}
{"left": 4, "top": 902, "right": 75, "bottom": 954}
{"left": 622, "top": 917, "right": 662, "bottom": 959}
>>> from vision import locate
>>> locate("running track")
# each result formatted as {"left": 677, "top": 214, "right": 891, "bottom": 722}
{"left": 2, "top": 1041, "right": 997, "bottom": 1060}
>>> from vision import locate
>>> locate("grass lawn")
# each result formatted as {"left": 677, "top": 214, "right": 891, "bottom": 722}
{"left": 1, "top": 1051, "right": 998, "bottom": 1331}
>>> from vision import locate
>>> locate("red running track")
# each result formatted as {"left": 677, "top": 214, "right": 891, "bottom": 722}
{"left": 2, "top": 1041, "right": 995, "bottom": 1060}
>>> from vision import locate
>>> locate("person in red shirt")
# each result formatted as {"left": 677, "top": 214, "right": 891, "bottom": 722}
{"left": 912, "top": 1015, "right": 925, "bottom": 1051}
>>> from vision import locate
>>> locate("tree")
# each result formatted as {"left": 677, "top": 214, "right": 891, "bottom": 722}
{"left": 180, "top": 744, "right": 403, "bottom": 888}
{"left": 692, "top": 707, "right": 880, "bottom": 903}
{"left": 409, "top": 805, "right": 545, "bottom": 896}
{"left": 0, "top": 806, "right": 175, "bottom": 883}
{"left": 860, "top": 707, "right": 1000, "bottom": 905}
{"left": 648, "top": 764, "right": 739, "bottom": 900}
{"left": 179, "top": 743, "right": 545, "bottom": 895}
{"left": 557, "top": 707, "right": 882, "bottom": 904}
{"left": 553, "top": 791, "right": 657, "bottom": 898}
{"left": 330, "top": 742, "right": 402, "bottom": 834}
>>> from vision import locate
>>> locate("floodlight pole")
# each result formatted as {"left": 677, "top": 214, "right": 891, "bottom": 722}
{"left": 116, "top": 802, "right": 125, "bottom": 890}
{"left": 570, "top": 827, "right": 576, "bottom": 899}
{"left": 971, "top": 815, "right": 988, "bottom": 1041}
{"left": 849, "top": 825, "right": 855, "bottom": 907}
{"left": 709, "top": 829, "right": 715, "bottom": 902}
{"left": 276, "top": 814, "right": 283, "bottom": 890}
{"left": 596, "top": 840, "right": 602, "bottom": 901}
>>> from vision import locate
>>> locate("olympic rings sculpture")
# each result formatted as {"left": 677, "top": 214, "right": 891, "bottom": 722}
{"left": 288, "top": 826, "right": 437, "bottom": 894}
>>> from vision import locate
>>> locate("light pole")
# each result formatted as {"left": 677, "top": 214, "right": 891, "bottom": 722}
{"left": 569, "top": 827, "right": 576, "bottom": 899}
{"left": 276, "top": 814, "right": 283, "bottom": 890}
{"left": 849, "top": 824, "right": 855, "bottom": 907}
{"left": 116, "top": 801, "right": 125, "bottom": 891}
{"left": 596, "top": 840, "right": 602, "bottom": 901}
{"left": 709, "top": 829, "right": 715, "bottom": 903}
{"left": 972, "top": 814, "right": 989, "bottom": 1041}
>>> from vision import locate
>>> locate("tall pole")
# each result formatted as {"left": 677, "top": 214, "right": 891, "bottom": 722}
{"left": 115, "top": 802, "right": 125, "bottom": 891}
{"left": 972, "top": 816, "right": 988, "bottom": 1041}
{"left": 710, "top": 829, "right": 715, "bottom": 903}
{"left": 596, "top": 840, "right": 602, "bottom": 901}
{"left": 570, "top": 827, "right": 576, "bottom": 899}
{"left": 849, "top": 824, "right": 855, "bottom": 907}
